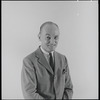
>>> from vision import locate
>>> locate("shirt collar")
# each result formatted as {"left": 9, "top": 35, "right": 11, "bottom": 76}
{"left": 40, "top": 46, "right": 54, "bottom": 56}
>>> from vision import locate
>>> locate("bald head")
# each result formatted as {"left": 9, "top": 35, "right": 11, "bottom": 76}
{"left": 39, "top": 21, "right": 59, "bottom": 34}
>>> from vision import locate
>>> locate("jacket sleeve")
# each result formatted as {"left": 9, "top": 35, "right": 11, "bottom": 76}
{"left": 62, "top": 56, "right": 73, "bottom": 99}
{"left": 21, "top": 57, "right": 44, "bottom": 99}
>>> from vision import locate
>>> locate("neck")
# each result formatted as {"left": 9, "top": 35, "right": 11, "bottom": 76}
{"left": 40, "top": 46, "right": 54, "bottom": 55}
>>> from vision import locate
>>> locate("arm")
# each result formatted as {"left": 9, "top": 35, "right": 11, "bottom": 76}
{"left": 21, "top": 57, "right": 44, "bottom": 99}
{"left": 62, "top": 57, "right": 73, "bottom": 99}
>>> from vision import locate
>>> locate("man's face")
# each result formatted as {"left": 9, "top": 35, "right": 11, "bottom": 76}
{"left": 39, "top": 24, "right": 60, "bottom": 53}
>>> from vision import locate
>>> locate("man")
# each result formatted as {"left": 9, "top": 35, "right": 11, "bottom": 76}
{"left": 21, "top": 21, "right": 73, "bottom": 99}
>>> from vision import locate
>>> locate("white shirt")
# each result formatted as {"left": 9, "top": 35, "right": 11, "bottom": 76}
{"left": 40, "top": 46, "right": 54, "bottom": 64}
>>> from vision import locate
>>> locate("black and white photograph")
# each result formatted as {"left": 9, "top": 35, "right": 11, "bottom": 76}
{"left": 2, "top": 0, "right": 98, "bottom": 99}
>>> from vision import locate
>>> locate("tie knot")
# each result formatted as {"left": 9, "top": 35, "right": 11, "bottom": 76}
{"left": 49, "top": 53, "right": 52, "bottom": 57}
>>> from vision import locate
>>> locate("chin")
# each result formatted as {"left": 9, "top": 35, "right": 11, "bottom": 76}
{"left": 49, "top": 47, "right": 56, "bottom": 52}
{"left": 46, "top": 45, "right": 57, "bottom": 52}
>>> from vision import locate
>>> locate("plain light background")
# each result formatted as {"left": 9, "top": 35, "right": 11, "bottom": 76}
{"left": 2, "top": 1, "right": 98, "bottom": 99}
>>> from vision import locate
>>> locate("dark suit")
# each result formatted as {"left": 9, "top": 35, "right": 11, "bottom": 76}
{"left": 21, "top": 47, "right": 73, "bottom": 99}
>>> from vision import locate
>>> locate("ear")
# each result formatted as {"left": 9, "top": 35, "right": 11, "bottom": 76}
{"left": 38, "top": 33, "right": 41, "bottom": 40}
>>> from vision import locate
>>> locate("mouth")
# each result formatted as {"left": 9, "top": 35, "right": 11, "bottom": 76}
{"left": 47, "top": 44, "right": 56, "bottom": 47}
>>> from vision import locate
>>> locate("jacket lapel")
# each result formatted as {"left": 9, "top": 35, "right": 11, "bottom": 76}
{"left": 35, "top": 47, "right": 54, "bottom": 75}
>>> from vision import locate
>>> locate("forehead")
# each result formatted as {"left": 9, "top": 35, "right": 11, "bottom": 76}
{"left": 41, "top": 24, "right": 60, "bottom": 36}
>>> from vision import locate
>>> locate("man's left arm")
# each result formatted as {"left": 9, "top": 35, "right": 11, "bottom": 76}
{"left": 62, "top": 56, "right": 73, "bottom": 99}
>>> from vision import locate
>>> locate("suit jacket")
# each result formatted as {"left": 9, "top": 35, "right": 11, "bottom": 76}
{"left": 21, "top": 47, "right": 73, "bottom": 99}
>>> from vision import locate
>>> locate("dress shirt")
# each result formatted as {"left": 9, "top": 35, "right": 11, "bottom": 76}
{"left": 40, "top": 46, "right": 54, "bottom": 64}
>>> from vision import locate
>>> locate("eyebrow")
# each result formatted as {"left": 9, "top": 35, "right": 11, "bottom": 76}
{"left": 46, "top": 33, "right": 59, "bottom": 36}
{"left": 46, "top": 34, "right": 50, "bottom": 36}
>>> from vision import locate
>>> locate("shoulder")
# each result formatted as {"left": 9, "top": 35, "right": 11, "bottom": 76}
{"left": 55, "top": 51, "right": 66, "bottom": 58}
{"left": 55, "top": 51, "right": 69, "bottom": 67}
{"left": 23, "top": 50, "right": 36, "bottom": 63}
{"left": 55, "top": 51, "right": 68, "bottom": 62}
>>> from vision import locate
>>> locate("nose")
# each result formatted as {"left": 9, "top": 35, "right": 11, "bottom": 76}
{"left": 50, "top": 38, "right": 56, "bottom": 45}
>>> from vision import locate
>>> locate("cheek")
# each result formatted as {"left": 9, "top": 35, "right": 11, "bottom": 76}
{"left": 42, "top": 40, "right": 49, "bottom": 46}
{"left": 45, "top": 39, "right": 50, "bottom": 44}
{"left": 55, "top": 40, "right": 58, "bottom": 44}
{"left": 41, "top": 37, "right": 47, "bottom": 43}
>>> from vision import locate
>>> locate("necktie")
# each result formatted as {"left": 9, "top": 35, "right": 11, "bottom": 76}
{"left": 49, "top": 53, "right": 54, "bottom": 72}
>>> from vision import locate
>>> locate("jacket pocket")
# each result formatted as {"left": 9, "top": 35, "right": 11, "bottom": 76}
{"left": 62, "top": 68, "right": 67, "bottom": 75}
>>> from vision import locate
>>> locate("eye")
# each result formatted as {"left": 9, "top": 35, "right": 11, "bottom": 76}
{"left": 54, "top": 36, "right": 59, "bottom": 40}
{"left": 46, "top": 36, "right": 51, "bottom": 40}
